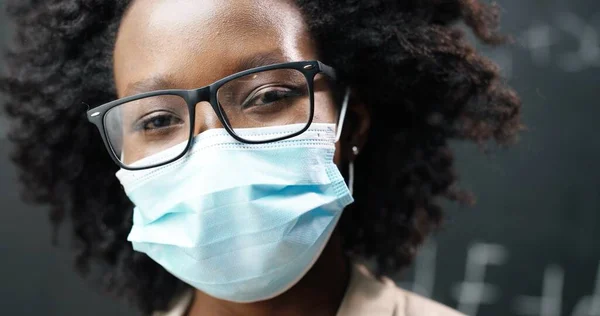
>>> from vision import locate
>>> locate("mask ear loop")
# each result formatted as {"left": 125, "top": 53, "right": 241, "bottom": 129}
{"left": 334, "top": 87, "right": 351, "bottom": 143}
{"left": 348, "top": 158, "right": 355, "bottom": 196}
{"left": 349, "top": 146, "right": 359, "bottom": 196}
{"left": 334, "top": 87, "right": 356, "bottom": 195}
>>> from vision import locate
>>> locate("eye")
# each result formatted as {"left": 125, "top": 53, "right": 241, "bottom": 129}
{"left": 242, "top": 86, "right": 304, "bottom": 109}
{"left": 136, "top": 112, "right": 184, "bottom": 131}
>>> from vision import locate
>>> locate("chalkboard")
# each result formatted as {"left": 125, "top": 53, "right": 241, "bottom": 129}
{"left": 400, "top": 1, "right": 600, "bottom": 315}
{"left": 1, "top": 1, "right": 599, "bottom": 315}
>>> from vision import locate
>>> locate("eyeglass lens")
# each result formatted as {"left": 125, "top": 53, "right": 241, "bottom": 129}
{"left": 104, "top": 68, "right": 311, "bottom": 167}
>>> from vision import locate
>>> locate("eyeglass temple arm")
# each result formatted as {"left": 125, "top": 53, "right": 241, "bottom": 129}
{"left": 318, "top": 61, "right": 337, "bottom": 81}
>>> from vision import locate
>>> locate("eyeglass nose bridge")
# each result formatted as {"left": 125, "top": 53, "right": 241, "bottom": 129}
{"left": 189, "top": 85, "right": 226, "bottom": 117}
{"left": 186, "top": 85, "right": 230, "bottom": 136}
{"left": 188, "top": 85, "right": 212, "bottom": 105}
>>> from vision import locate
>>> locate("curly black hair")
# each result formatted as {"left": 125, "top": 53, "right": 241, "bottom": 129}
{"left": 1, "top": 0, "right": 521, "bottom": 313}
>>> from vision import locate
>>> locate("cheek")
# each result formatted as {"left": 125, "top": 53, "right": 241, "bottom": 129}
{"left": 312, "top": 97, "right": 337, "bottom": 124}
{"left": 315, "top": 91, "right": 342, "bottom": 167}
{"left": 311, "top": 74, "right": 338, "bottom": 124}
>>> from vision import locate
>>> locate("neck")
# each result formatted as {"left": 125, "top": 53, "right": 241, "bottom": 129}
{"left": 186, "top": 232, "right": 350, "bottom": 316}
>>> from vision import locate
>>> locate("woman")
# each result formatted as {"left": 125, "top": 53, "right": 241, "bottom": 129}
{"left": 1, "top": 0, "right": 521, "bottom": 315}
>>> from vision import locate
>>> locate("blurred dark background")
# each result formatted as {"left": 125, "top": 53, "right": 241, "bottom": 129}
{"left": 1, "top": 1, "right": 599, "bottom": 315}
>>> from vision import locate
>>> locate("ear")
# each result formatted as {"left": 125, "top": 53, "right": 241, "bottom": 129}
{"left": 341, "top": 88, "right": 371, "bottom": 161}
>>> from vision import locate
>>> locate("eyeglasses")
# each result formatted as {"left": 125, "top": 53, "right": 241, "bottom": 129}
{"left": 87, "top": 60, "right": 337, "bottom": 170}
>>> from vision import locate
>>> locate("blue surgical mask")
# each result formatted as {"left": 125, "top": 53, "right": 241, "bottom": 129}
{"left": 115, "top": 121, "right": 354, "bottom": 303}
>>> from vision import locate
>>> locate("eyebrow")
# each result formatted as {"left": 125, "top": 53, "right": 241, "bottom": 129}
{"left": 123, "top": 51, "right": 289, "bottom": 96}
{"left": 124, "top": 75, "right": 178, "bottom": 97}
{"left": 234, "top": 51, "right": 288, "bottom": 73}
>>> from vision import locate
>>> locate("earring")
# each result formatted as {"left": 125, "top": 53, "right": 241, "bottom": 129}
{"left": 349, "top": 146, "right": 359, "bottom": 196}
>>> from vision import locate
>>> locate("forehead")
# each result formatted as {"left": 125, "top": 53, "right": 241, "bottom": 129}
{"left": 114, "top": 0, "right": 317, "bottom": 97}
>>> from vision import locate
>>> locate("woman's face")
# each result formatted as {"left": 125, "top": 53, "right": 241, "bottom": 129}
{"left": 113, "top": 0, "right": 342, "bottom": 164}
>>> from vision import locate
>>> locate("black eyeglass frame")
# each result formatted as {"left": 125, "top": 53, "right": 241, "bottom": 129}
{"left": 87, "top": 60, "right": 337, "bottom": 170}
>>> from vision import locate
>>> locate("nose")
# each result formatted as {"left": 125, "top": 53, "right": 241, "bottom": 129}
{"left": 193, "top": 101, "right": 224, "bottom": 135}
